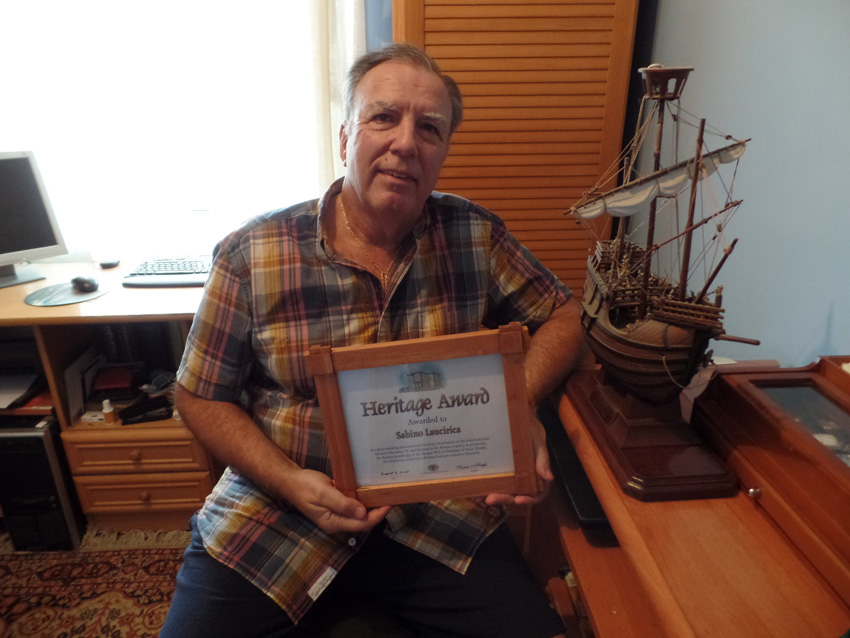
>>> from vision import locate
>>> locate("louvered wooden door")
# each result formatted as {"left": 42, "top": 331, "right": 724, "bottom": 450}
{"left": 393, "top": 0, "right": 638, "bottom": 292}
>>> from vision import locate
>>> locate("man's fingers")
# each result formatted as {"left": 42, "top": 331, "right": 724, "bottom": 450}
{"left": 530, "top": 413, "right": 555, "bottom": 482}
{"left": 306, "top": 478, "right": 390, "bottom": 533}
{"left": 321, "top": 504, "right": 390, "bottom": 533}
{"left": 326, "top": 492, "right": 367, "bottom": 521}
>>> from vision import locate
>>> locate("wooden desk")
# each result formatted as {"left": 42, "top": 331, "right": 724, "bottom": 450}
{"left": 0, "top": 261, "right": 203, "bottom": 326}
{"left": 0, "top": 262, "right": 211, "bottom": 531}
{"left": 536, "top": 376, "right": 850, "bottom": 638}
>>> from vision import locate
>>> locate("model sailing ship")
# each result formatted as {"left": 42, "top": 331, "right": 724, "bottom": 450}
{"left": 568, "top": 65, "right": 758, "bottom": 407}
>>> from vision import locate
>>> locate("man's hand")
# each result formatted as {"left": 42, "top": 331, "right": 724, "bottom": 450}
{"left": 174, "top": 384, "right": 389, "bottom": 535}
{"left": 483, "top": 408, "right": 553, "bottom": 507}
{"left": 284, "top": 468, "right": 391, "bottom": 534}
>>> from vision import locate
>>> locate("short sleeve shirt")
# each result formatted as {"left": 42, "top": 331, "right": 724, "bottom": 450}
{"left": 177, "top": 178, "right": 571, "bottom": 623}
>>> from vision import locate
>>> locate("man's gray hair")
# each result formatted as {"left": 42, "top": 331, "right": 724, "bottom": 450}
{"left": 343, "top": 43, "right": 463, "bottom": 135}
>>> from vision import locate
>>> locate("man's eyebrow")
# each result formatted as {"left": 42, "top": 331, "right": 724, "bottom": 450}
{"left": 421, "top": 111, "right": 448, "bottom": 126}
{"left": 362, "top": 101, "right": 398, "bottom": 115}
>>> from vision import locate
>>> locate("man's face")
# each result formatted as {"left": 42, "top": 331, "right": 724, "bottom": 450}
{"left": 340, "top": 60, "right": 453, "bottom": 225}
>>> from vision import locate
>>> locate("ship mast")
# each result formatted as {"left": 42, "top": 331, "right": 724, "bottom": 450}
{"left": 637, "top": 66, "right": 693, "bottom": 316}
{"left": 678, "top": 117, "right": 706, "bottom": 299}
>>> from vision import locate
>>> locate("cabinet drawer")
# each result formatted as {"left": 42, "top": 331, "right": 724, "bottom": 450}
{"left": 63, "top": 430, "right": 209, "bottom": 474}
{"left": 74, "top": 471, "right": 213, "bottom": 513}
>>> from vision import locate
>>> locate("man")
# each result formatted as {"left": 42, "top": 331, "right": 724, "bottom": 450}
{"left": 160, "top": 43, "right": 585, "bottom": 637}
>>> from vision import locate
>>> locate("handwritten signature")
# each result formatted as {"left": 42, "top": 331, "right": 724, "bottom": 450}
{"left": 455, "top": 462, "right": 488, "bottom": 470}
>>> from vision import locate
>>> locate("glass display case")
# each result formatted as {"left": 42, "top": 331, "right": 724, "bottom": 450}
{"left": 755, "top": 356, "right": 850, "bottom": 467}
{"left": 690, "top": 355, "right": 850, "bottom": 610}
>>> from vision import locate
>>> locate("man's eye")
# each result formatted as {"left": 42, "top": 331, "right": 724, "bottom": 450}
{"left": 421, "top": 123, "right": 444, "bottom": 139}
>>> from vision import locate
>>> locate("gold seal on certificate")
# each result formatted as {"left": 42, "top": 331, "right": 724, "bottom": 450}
{"left": 307, "top": 323, "right": 537, "bottom": 507}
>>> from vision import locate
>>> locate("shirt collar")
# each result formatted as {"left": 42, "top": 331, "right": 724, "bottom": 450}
{"left": 316, "top": 177, "right": 344, "bottom": 259}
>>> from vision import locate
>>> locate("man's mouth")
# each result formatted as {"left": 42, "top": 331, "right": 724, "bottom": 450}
{"left": 380, "top": 169, "right": 416, "bottom": 183}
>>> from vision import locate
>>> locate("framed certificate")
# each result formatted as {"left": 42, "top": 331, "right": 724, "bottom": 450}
{"left": 306, "top": 323, "right": 538, "bottom": 507}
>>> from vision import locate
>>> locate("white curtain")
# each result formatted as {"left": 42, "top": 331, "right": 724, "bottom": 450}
{"left": 0, "top": 1, "right": 365, "bottom": 262}
{"left": 315, "top": 0, "right": 367, "bottom": 189}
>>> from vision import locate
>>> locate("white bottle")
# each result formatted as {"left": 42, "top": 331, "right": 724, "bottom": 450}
{"left": 102, "top": 399, "right": 116, "bottom": 423}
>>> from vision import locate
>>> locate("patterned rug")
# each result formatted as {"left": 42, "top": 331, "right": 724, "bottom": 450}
{"left": 0, "top": 531, "right": 188, "bottom": 638}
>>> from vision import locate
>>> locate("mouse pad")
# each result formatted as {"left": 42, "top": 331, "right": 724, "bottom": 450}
{"left": 24, "top": 283, "right": 108, "bottom": 307}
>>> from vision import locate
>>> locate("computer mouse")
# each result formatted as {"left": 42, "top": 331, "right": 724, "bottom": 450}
{"left": 71, "top": 275, "right": 99, "bottom": 293}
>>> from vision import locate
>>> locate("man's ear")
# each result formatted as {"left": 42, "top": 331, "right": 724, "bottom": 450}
{"left": 339, "top": 122, "right": 349, "bottom": 165}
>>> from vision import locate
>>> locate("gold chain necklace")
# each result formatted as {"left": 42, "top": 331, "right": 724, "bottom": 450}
{"left": 339, "top": 196, "right": 391, "bottom": 291}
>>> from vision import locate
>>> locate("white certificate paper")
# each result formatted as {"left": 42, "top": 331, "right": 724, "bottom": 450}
{"left": 337, "top": 353, "right": 515, "bottom": 486}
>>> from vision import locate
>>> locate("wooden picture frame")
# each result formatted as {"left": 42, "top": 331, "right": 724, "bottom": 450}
{"left": 305, "top": 323, "right": 537, "bottom": 507}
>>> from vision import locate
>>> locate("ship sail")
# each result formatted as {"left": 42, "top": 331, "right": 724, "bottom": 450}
{"left": 570, "top": 140, "right": 747, "bottom": 220}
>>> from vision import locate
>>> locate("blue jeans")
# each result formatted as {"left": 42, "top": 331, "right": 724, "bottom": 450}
{"left": 160, "top": 515, "right": 564, "bottom": 638}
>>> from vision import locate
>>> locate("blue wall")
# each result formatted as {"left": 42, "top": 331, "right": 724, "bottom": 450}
{"left": 644, "top": 0, "right": 850, "bottom": 366}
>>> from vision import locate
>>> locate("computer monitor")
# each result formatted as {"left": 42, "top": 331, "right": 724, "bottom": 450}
{"left": 0, "top": 151, "right": 67, "bottom": 288}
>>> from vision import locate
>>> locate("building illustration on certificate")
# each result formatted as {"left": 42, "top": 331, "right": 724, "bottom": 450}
{"left": 400, "top": 369, "right": 443, "bottom": 393}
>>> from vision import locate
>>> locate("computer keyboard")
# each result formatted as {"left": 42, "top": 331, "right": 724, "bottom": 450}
{"left": 122, "top": 258, "right": 211, "bottom": 288}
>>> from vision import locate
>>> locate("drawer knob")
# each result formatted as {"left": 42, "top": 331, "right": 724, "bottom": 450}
{"left": 139, "top": 491, "right": 151, "bottom": 502}
{"left": 129, "top": 450, "right": 142, "bottom": 462}
{"left": 747, "top": 487, "right": 762, "bottom": 500}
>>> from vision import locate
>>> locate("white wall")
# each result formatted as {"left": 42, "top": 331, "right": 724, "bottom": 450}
{"left": 647, "top": 0, "right": 850, "bottom": 366}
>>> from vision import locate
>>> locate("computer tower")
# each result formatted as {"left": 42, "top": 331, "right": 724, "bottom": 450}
{"left": 0, "top": 415, "right": 86, "bottom": 550}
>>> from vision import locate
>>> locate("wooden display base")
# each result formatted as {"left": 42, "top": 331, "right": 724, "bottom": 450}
{"left": 565, "top": 369, "right": 738, "bottom": 501}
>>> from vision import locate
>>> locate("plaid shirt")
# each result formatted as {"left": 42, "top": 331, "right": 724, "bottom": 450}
{"left": 178, "top": 178, "right": 570, "bottom": 623}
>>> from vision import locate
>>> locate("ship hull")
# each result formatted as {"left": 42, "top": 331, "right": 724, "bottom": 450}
{"left": 580, "top": 266, "right": 712, "bottom": 405}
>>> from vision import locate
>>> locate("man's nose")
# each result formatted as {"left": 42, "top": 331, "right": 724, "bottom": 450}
{"left": 390, "top": 117, "right": 417, "bottom": 156}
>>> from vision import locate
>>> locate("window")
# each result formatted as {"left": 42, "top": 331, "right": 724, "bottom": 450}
{"left": 0, "top": 1, "right": 363, "bottom": 261}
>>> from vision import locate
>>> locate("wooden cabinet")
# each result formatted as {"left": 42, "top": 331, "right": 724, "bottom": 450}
{"left": 393, "top": 0, "right": 639, "bottom": 291}
{"left": 691, "top": 357, "right": 850, "bottom": 614}
{"left": 74, "top": 472, "right": 213, "bottom": 515}
{"left": 0, "top": 263, "right": 211, "bottom": 531}
{"left": 535, "top": 366, "right": 850, "bottom": 637}
{"left": 62, "top": 423, "right": 214, "bottom": 530}
{"left": 63, "top": 426, "right": 210, "bottom": 475}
